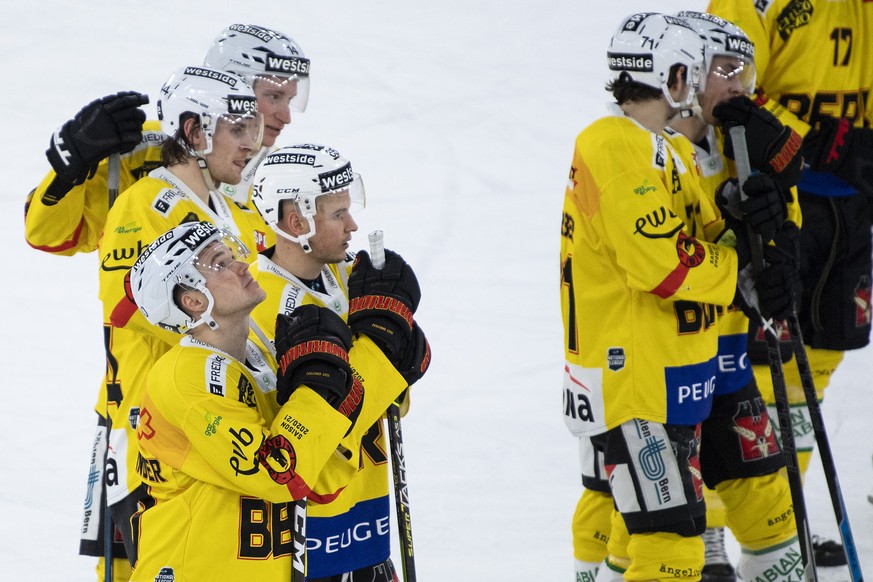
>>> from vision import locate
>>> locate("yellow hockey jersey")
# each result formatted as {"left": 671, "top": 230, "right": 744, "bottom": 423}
{"left": 131, "top": 337, "right": 351, "bottom": 582}
{"left": 99, "top": 167, "right": 273, "bottom": 506}
{"left": 25, "top": 119, "right": 272, "bottom": 255}
{"left": 25, "top": 121, "right": 164, "bottom": 255}
{"left": 249, "top": 250, "right": 398, "bottom": 578}
{"left": 561, "top": 113, "right": 740, "bottom": 436}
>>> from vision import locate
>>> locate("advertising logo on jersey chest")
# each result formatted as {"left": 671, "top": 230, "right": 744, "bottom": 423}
{"left": 152, "top": 187, "right": 183, "bottom": 216}
{"left": 206, "top": 354, "right": 228, "bottom": 396}
{"left": 776, "top": 0, "right": 813, "bottom": 41}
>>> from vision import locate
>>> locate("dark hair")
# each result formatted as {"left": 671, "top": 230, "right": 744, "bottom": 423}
{"left": 605, "top": 64, "right": 686, "bottom": 105}
{"left": 161, "top": 112, "right": 200, "bottom": 166}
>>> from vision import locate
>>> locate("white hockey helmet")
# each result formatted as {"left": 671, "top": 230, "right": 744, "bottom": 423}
{"left": 130, "top": 221, "right": 250, "bottom": 334}
{"left": 204, "top": 24, "right": 310, "bottom": 112}
{"left": 251, "top": 144, "right": 366, "bottom": 253}
{"left": 607, "top": 12, "right": 706, "bottom": 109}
{"left": 157, "top": 65, "right": 264, "bottom": 155}
{"left": 675, "top": 11, "right": 756, "bottom": 95}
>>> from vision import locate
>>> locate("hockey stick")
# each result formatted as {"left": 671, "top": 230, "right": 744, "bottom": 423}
{"left": 368, "top": 230, "right": 417, "bottom": 582}
{"left": 786, "top": 316, "right": 864, "bottom": 579}
{"left": 103, "top": 152, "right": 121, "bottom": 582}
{"left": 729, "top": 126, "right": 818, "bottom": 581}
{"left": 248, "top": 318, "right": 307, "bottom": 582}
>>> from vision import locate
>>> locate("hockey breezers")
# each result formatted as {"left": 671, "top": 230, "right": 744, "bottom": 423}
{"left": 729, "top": 125, "right": 818, "bottom": 582}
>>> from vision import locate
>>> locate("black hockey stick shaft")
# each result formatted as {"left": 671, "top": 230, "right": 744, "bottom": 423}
{"left": 291, "top": 498, "right": 306, "bottom": 582}
{"left": 104, "top": 154, "right": 120, "bottom": 582}
{"left": 103, "top": 417, "right": 114, "bottom": 582}
{"left": 387, "top": 402, "right": 417, "bottom": 582}
{"left": 368, "top": 230, "right": 417, "bottom": 581}
{"left": 786, "top": 316, "right": 864, "bottom": 581}
{"left": 729, "top": 126, "right": 817, "bottom": 581}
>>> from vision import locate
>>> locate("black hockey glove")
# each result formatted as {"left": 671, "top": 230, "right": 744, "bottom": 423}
{"left": 731, "top": 222, "right": 800, "bottom": 321}
{"left": 45, "top": 91, "right": 149, "bottom": 193}
{"left": 348, "top": 249, "right": 420, "bottom": 353}
{"left": 802, "top": 117, "right": 873, "bottom": 195}
{"left": 275, "top": 305, "right": 362, "bottom": 428}
{"left": 714, "top": 96, "right": 804, "bottom": 192}
{"left": 716, "top": 174, "right": 787, "bottom": 243}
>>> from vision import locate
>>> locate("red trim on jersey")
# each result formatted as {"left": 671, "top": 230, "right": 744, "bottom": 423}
{"left": 110, "top": 296, "right": 138, "bottom": 328}
{"left": 650, "top": 263, "right": 689, "bottom": 299}
{"left": 26, "top": 218, "right": 85, "bottom": 253}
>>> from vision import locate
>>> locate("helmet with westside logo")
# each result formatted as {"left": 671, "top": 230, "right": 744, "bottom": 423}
{"left": 157, "top": 65, "right": 263, "bottom": 155}
{"left": 607, "top": 12, "right": 706, "bottom": 109}
{"left": 251, "top": 144, "right": 365, "bottom": 253}
{"left": 204, "top": 24, "right": 310, "bottom": 112}
{"left": 675, "top": 10, "right": 756, "bottom": 94}
{"left": 130, "top": 221, "right": 250, "bottom": 333}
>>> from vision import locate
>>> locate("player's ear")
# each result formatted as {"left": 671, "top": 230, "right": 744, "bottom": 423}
{"left": 286, "top": 209, "right": 311, "bottom": 236}
{"left": 182, "top": 117, "right": 204, "bottom": 149}
{"left": 667, "top": 64, "right": 691, "bottom": 104}
{"left": 178, "top": 288, "right": 207, "bottom": 317}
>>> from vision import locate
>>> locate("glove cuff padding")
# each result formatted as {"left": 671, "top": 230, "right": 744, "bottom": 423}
{"left": 396, "top": 322, "right": 431, "bottom": 386}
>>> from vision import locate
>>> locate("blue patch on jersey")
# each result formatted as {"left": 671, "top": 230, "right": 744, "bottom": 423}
{"left": 715, "top": 333, "right": 753, "bottom": 395}
{"left": 664, "top": 356, "right": 718, "bottom": 424}
{"left": 799, "top": 168, "right": 856, "bottom": 197}
{"left": 305, "top": 495, "right": 391, "bottom": 577}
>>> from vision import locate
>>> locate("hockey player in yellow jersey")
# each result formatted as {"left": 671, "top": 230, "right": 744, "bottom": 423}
{"left": 708, "top": 0, "right": 873, "bottom": 567}
{"left": 248, "top": 144, "right": 431, "bottom": 580}
{"left": 25, "top": 23, "right": 309, "bottom": 255}
{"left": 94, "top": 65, "right": 270, "bottom": 579}
{"left": 23, "top": 24, "right": 312, "bottom": 581}
{"left": 126, "top": 221, "right": 402, "bottom": 581}
{"left": 561, "top": 12, "right": 801, "bottom": 581}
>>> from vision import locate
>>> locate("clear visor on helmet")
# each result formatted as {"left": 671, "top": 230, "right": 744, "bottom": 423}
{"left": 190, "top": 232, "right": 251, "bottom": 277}
{"left": 213, "top": 112, "right": 265, "bottom": 151}
{"left": 254, "top": 74, "right": 310, "bottom": 113}
{"left": 322, "top": 172, "right": 366, "bottom": 214}
{"left": 706, "top": 54, "right": 756, "bottom": 95}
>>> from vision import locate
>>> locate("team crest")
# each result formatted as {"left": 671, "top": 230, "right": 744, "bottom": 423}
{"left": 733, "top": 399, "right": 779, "bottom": 461}
{"left": 676, "top": 232, "right": 705, "bottom": 267}
{"left": 154, "top": 566, "right": 175, "bottom": 582}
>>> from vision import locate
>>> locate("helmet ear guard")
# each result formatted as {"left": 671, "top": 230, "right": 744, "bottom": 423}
{"left": 250, "top": 144, "right": 366, "bottom": 253}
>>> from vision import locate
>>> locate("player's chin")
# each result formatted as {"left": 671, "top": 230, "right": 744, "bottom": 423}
{"left": 262, "top": 127, "right": 281, "bottom": 147}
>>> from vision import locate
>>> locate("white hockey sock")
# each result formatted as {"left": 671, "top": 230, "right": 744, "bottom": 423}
{"left": 738, "top": 537, "right": 802, "bottom": 581}
{"left": 575, "top": 559, "right": 600, "bottom": 582}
